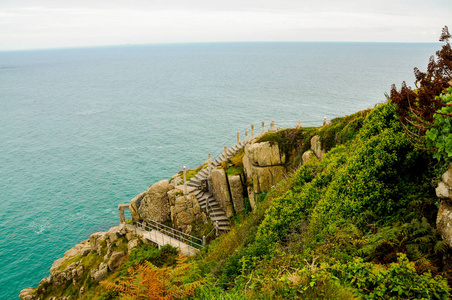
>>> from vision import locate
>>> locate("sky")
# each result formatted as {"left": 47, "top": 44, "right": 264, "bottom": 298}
{"left": 0, "top": 0, "right": 451, "bottom": 51}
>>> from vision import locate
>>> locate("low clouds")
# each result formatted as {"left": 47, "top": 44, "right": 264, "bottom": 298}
{"left": 0, "top": 0, "right": 451, "bottom": 50}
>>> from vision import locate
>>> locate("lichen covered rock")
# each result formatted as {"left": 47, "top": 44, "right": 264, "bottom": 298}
{"left": 171, "top": 193, "right": 206, "bottom": 234}
{"left": 137, "top": 179, "right": 172, "bottom": 223}
{"left": 243, "top": 141, "right": 287, "bottom": 195}
{"left": 211, "top": 168, "right": 234, "bottom": 218}
{"left": 229, "top": 175, "right": 245, "bottom": 214}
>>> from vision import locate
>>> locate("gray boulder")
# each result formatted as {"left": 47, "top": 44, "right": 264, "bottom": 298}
{"left": 137, "top": 179, "right": 172, "bottom": 223}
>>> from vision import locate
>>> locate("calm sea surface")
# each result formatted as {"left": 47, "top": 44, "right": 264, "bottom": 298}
{"left": 0, "top": 42, "right": 440, "bottom": 299}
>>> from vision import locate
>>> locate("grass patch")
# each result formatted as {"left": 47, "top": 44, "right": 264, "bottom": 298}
{"left": 179, "top": 162, "right": 208, "bottom": 181}
{"left": 226, "top": 166, "right": 243, "bottom": 176}
{"left": 57, "top": 254, "right": 82, "bottom": 271}
{"left": 230, "top": 149, "right": 245, "bottom": 167}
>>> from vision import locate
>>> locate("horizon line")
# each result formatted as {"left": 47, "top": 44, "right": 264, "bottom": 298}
{"left": 0, "top": 40, "right": 442, "bottom": 53}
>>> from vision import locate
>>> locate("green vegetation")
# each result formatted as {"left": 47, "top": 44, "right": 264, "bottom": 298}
{"left": 191, "top": 102, "right": 450, "bottom": 299}
{"left": 36, "top": 27, "right": 452, "bottom": 299}
{"left": 179, "top": 163, "right": 208, "bottom": 182}
{"left": 426, "top": 88, "right": 452, "bottom": 160}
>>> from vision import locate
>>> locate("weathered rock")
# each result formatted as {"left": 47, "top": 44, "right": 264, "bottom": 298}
{"left": 437, "top": 201, "right": 452, "bottom": 247}
{"left": 211, "top": 168, "right": 234, "bottom": 218}
{"left": 242, "top": 153, "right": 253, "bottom": 182}
{"left": 302, "top": 150, "right": 318, "bottom": 165}
{"left": 229, "top": 175, "right": 245, "bottom": 214}
{"left": 19, "top": 288, "right": 36, "bottom": 300}
{"left": 130, "top": 192, "right": 146, "bottom": 221}
{"left": 91, "top": 262, "right": 109, "bottom": 282}
{"left": 21, "top": 224, "right": 152, "bottom": 299}
{"left": 137, "top": 179, "right": 172, "bottom": 223}
{"left": 171, "top": 193, "right": 204, "bottom": 233}
{"left": 89, "top": 232, "right": 108, "bottom": 254}
{"left": 251, "top": 165, "right": 286, "bottom": 194}
{"left": 167, "top": 189, "right": 182, "bottom": 206}
{"left": 436, "top": 182, "right": 452, "bottom": 199}
{"left": 127, "top": 238, "right": 141, "bottom": 252}
{"left": 108, "top": 226, "right": 121, "bottom": 243}
{"left": 177, "top": 211, "right": 194, "bottom": 225}
{"left": 243, "top": 140, "right": 288, "bottom": 195}
{"left": 246, "top": 141, "right": 285, "bottom": 167}
{"left": 443, "top": 168, "right": 452, "bottom": 187}
{"left": 311, "top": 135, "right": 325, "bottom": 160}
{"left": 108, "top": 251, "right": 125, "bottom": 271}
{"left": 247, "top": 186, "right": 256, "bottom": 211}
{"left": 50, "top": 241, "right": 90, "bottom": 273}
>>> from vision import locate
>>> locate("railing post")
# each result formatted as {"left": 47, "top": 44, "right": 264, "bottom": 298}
{"left": 215, "top": 220, "right": 219, "bottom": 236}
{"left": 251, "top": 124, "right": 254, "bottom": 137}
{"left": 245, "top": 130, "right": 248, "bottom": 142}
{"left": 208, "top": 153, "right": 212, "bottom": 175}
{"left": 237, "top": 132, "right": 240, "bottom": 144}
{"left": 269, "top": 120, "right": 276, "bottom": 132}
{"left": 183, "top": 165, "right": 187, "bottom": 195}
{"left": 224, "top": 146, "right": 228, "bottom": 161}
{"left": 202, "top": 236, "right": 206, "bottom": 247}
{"left": 261, "top": 121, "right": 265, "bottom": 134}
{"left": 323, "top": 116, "right": 327, "bottom": 126}
{"left": 297, "top": 120, "right": 301, "bottom": 129}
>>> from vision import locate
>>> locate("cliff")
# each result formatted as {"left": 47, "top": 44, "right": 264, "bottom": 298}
{"left": 20, "top": 103, "right": 452, "bottom": 299}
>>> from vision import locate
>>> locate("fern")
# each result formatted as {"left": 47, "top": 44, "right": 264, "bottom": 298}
{"left": 101, "top": 253, "right": 204, "bottom": 300}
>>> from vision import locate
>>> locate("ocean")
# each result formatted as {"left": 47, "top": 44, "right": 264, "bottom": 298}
{"left": 0, "top": 42, "right": 440, "bottom": 299}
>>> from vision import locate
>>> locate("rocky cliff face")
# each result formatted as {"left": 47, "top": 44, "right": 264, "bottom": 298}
{"left": 130, "top": 179, "right": 172, "bottom": 223}
{"left": 436, "top": 165, "right": 452, "bottom": 247}
{"left": 243, "top": 141, "right": 286, "bottom": 195}
{"left": 20, "top": 224, "right": 149, "bottom": 300}
{"left": 20, "top": 129, "right": 328, "bottom": 300}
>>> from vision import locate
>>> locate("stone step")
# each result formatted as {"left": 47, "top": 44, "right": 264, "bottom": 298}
{"left": 209, "top": 209, "right": 224, "bottom": 215}
{"left": 194, "top": 189, "right": 203, "bottom": 197}
{"left": 199, "top": 193, "right": 215, "bottom": 202}
{"left": 200, "top": 200, "right": 220, "bottom": 210}
{"left": 199, "top": 169, "right": 209, "bottom": 176}
{"left": 215, "top": 220, "right": 230, "bottom": 226}
{"left": 211, "top": 215, "right": 228, "bottom": 222}
{"left": 192, "top": 174, "right": 206, "bottom": 182}
{"left": 189, "top": 177, "right": 202, "bottom": 184}
{"left": 187, "top": 182, "right": 200, "bottom": 188}
{"left": 200, "top": 197, "right": 217, "bottom": 205}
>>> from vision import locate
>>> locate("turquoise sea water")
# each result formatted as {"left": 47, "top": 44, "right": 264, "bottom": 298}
{"left": 0, "top": 42, "right": 440, "bottom": 299}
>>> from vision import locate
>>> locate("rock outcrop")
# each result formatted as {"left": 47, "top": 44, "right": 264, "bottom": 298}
{"left": 243, "top": 141, "right": 286, "bottom": 195}
{"left": 20, "top": 224, "right": 148, "bottom": 300}
{"left": 436, "top": 165, "right": 452, "bottom": 248}
{"left": 211, "top": 168, "right": 235, "bottom": 218}
{"left": 133, "top": 180, "right": 173, "bottom": 223}
{"left": 311, "top": 135, "right": 325, "bottom": 160}
{"left": 229, "top": 175, "right": 245, "bottom": 214}
{"left": 170, "top": 193, "right": 207, "bottom": 234}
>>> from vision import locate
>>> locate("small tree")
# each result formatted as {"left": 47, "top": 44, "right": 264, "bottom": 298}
{"left": 390, "top": 26, "right": 452, "bottom": 150}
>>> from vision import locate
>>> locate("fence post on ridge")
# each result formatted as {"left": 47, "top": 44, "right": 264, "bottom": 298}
{"left": 183, "top": 166, "right": 187, "bottom": 195}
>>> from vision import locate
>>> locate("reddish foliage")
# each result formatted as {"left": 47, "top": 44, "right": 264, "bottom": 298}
{"left": 391, "top": 26, "right": 452, "bottom": 148}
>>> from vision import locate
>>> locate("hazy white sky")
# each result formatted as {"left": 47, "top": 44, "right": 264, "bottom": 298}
{"left": 1, "top": 0, "right": 451, "bottom": 50}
